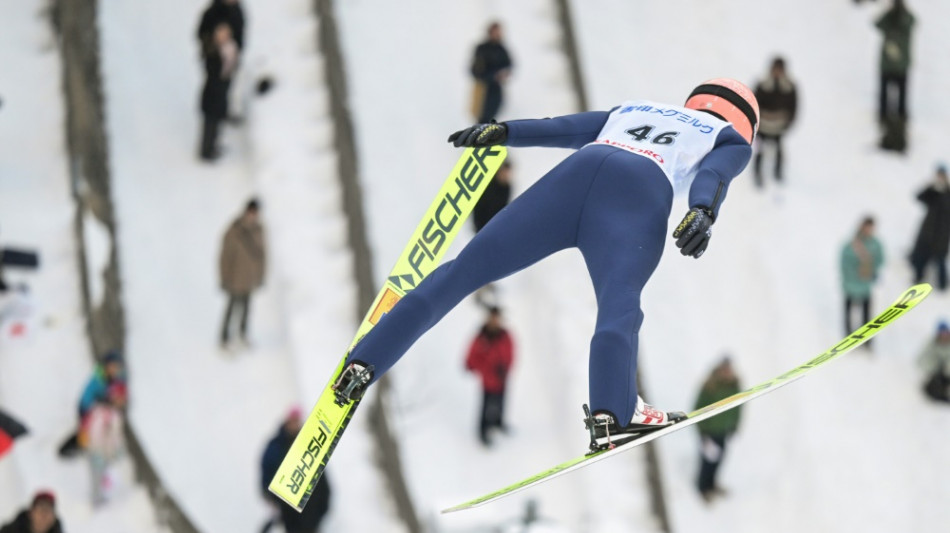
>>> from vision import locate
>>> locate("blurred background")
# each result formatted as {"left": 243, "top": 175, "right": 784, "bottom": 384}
{"left": 1, "top": 0, "right": 948, "bottom": 532}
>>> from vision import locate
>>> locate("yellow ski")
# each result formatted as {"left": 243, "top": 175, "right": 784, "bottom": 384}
{"left": 443, "top": 283, "right": 932, "bottom": 513}
{"left": 269, "top": 146, "right": 508, "bottom": 511}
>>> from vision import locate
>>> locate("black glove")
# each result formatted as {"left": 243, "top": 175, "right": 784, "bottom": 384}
{"left": 672, "top": 207, "right": 714, "bottom": 258}
{"left": 447, "top": 122, "right": 508, "bottom": 147}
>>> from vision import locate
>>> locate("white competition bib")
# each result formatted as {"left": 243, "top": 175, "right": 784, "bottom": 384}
{"left": 589, "top": 100, "right": 731, "bottom": 191}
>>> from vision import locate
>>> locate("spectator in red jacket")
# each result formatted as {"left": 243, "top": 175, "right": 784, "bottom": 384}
{"left": 465, "top": 306, "right": 514, "bottom": 446}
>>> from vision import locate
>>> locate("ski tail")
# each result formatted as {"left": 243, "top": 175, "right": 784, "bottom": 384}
{"left": 269, "top": 146, "right": 509, "bottom": 511}
{"left": 441, "top": 283, "right": 933, "bottom": 513}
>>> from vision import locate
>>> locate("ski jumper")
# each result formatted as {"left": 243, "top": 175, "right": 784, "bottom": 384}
{"left": 347, "top": 100, "right": 752, "bottom": 424}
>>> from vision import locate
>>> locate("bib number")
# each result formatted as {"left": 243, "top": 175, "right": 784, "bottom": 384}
{"left": 625, "top": 125, "right": 680, "bottom": 145}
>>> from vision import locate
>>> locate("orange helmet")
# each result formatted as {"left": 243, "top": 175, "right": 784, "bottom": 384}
{"left": 685, "top": 78, "right": 760, "bottom": 144}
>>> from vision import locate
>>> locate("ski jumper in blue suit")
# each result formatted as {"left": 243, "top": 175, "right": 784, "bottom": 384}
{"left": 347, "top": 101, "right": 752, "bottom": 425}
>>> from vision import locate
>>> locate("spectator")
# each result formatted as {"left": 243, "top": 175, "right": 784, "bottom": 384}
{"left": 875, "top": 0, "right": 915, "bottom": 124}
{"left": 79, "top": 351, "right": 126, "bottom": 419}
{"left": 84, "top": 383, "right": 127, "bottom": 506}
{"left": 752, "top": 57, "right": 798, "bottom": 188}
{"left": 260, "top": 408, "right": 331, "bottom": 533}
{"left": 59, "top": 351, "right": 126, "bottom": 457}
{"left": 473, "top": 161, "right": 513, "bottom": 233}
{"left": 919, "top": 321, "right": 950, "bottom": 403}
{"left": 0, "top": 491, "right": 63, "bottom": 533}
{"left": 465, "top": 306, "right": 514, "bottom": 446}
{"left": 197, "top": 0, "right": 245, "bottom": 52}
{"left": 470, "top": 22, "right": 513, "bottom": 123}
{"left": 909, "top": 166, "right": 950, "bottom": 291}
{"left": 841, "top": 216, "right": 884, "bottom": 338}
{"left": 694, "top": 357, "right": 742, "bottom": 503}
{"left": 219, "top": 199, "right": 266, "bottom": 347}
{"left": 199, "top": 22, "right": 239, "bottom": 161}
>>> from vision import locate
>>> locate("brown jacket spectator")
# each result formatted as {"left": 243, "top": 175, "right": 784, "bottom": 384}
{"left": 219, "top": 199, "right": 265, "bottom": 346}
{"left": 753, "top": 57, "right": 797, "bottom": 187}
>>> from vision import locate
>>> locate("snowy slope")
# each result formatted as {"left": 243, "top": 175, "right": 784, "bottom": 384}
{"left": 336, "top": 1, "right": 660, "bottom": 531}
{"left": 98, "top": 0, "right": 400, "bottom": 531}
{"left": 0, "top": 2, "right": 166, "bottom": 531}
{"left": 569, "top": 1, "right": 950, "bottom": 531}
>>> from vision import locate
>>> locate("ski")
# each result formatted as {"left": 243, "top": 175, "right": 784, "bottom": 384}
{"left": 268, "top": 146, "right": 508, "bottom": 511}
{"left": 442, "top": 283, "right": 932, "bottom": 513}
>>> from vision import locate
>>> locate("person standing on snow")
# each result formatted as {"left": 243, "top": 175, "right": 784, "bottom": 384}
{"left": 752, "top": 57, "right": 797, "bottom": 188}
{"left": 470, "top": 22, "right": 513, "bottom": 124}
{"left": 219, "top": 199, "right": 266, "bottom": 348}
{"left": 198, "top": 22, "right": 240, "bottom": 161}
{"left": 841, "top": 216, "right": 884, "bottom": 338}
{"left": 465, "top": 306, "right": 515, "bottom": 446}
{"left": 336, "top": 79, "right": 758, "bottom": 451}
{"left": 472, "top": 160, "right": 513, "bottom": 233}
{"left": 694, "top": 357, "right": 742, "bottom": 503}
{"left": 909, "top": 166, "right": 950, "bottom": 291}
{"left": 59, "top": 351, "right": 126, "bottom": 457}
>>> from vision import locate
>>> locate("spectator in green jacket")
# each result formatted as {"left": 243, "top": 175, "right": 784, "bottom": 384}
{"left": 876, "top": 0, "right": 915, "bottom": 122}
{"left": 919, "top": 321, "right": 950, "bottom": 403}
{"left": 694, "top": 357, "right": 742, "bottom": 503}
{"left": 841, "top": 216, "right": 885, "bottom": 340}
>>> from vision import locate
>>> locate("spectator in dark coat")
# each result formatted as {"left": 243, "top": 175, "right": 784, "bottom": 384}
{"left": 910, "top": 166, "right": 950, "bottom": 290}
{"left": 0, "top": 491, "right": 63, "bottom": 533}
{"left": 220, "top": 199, "right": 266, "bottom": 347}
{"left": 197, "top": 0, "right": 245, "bottom": 52}
{"left": 875, "top": 0, "right": 915, "bottom": 123}
{"left": 841, "top": 216, "right": 884, "bottom": 338}
{"left": 694, "top": 357, "right": 742, "bottom": 503}
{"left": 199, "top": 22, "right": 239, "bottom": 161}
{"left": 260, "top": 408, "right": 331, "bottom": 533}
{"left": 465, "top": 307, "right": 514, "bottom": 446}
{"left": 470, "top": 22, "right": 513, "bottom": 123}
{"left": 472, "top": 161, "right": 513, "bottom": 232}
{"left": 752, "top": 57, "right": 797, "bottom": 187}
{"left": 919, "top": 321, "right": 950, "bottom": 403}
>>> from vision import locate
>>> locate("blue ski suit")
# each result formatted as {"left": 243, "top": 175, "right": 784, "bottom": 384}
{"left": 348, "top": 104, "right": 752, "bottom": 425}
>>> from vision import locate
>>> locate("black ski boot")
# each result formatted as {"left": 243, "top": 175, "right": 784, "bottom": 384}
{"left": 332, "top": 361, "right": 374, "bottom": 406}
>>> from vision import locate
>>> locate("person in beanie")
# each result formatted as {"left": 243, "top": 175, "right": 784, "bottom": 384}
{"left": 219, "top": 199, "right": 266, "bottom": 347}
{"left": 875, "top": 0, "right": 915, "bottom": 123}
{"left": 918, "top": 321, "right": 950, "bottom": 403}
{"left": 465, "top": 307, "right": 515, "bottom": 446}
{"left": 0, "top": 491, "right": 63, "bottom": 533}
{"left": 472, "top": 160, "right": 513, "bottom": 233}
{"left": 910, "top": 166, "right": 950, "bottom": 291}
{"left": 260, "top": 408, "right": 331, "bottom": 533}
{"left": 694, "top": 357, "right": 742, "bottom": 503}
{"left": 841, "top": 216, "right": 884, "bottom": 339}
{"left": 752, "top": 57, "right": 797, "bottom": 188}
{"left": 470, "top": 22, "right": 513, "bottom": 123}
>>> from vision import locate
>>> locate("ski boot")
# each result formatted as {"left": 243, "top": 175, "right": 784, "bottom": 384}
{"left": 332, "top": 361, "right": 374, "bottom": 406}
{"left": 583, "top": 397, "right": 687, "bottom": 453}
